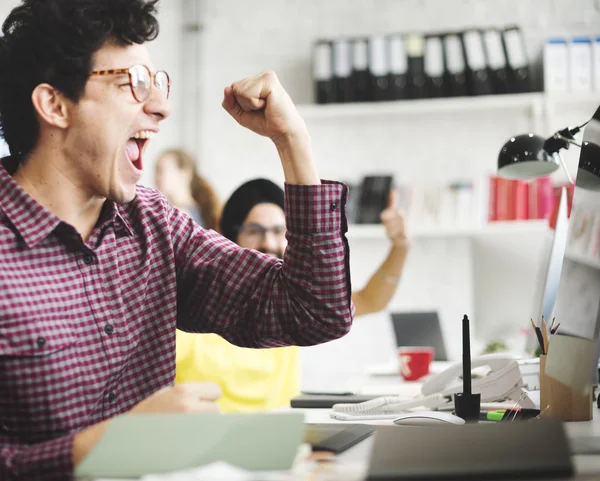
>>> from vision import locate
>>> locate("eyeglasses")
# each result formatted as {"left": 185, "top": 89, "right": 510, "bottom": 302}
{"left": 237, "top": 224, "right": 286, "bottom": 244}
{"left": 89, "top": 64, "right": 170, "bottom": 103}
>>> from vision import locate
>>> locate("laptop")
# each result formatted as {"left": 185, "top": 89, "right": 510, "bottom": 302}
{"left": 390, "top": 311, "right": 448, "bottom": 361}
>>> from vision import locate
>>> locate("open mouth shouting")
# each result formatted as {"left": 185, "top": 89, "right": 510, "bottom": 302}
{"left": 126, "top": 130, "right": 156, "bottom": 172}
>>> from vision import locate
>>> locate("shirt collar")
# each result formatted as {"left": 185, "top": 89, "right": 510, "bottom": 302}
{"left": 0, "top": 157, "right": 133, "bottom": 247}
{"left": 0, "top": 157, "right": 63, "bottom": 248}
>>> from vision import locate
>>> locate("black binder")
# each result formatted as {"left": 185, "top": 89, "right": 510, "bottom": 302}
{"left": 483, "top": 28, "right": 510, "bottom": 94}
{"left": 462, "top": 29, "right": 494, "bottom": 96}
{"left": 351, "top": 38, "right": 372, "bottom": 102}
{"left": 313, "top": 41, "right": 335, "bottom": 104}
{"left": 406, "top": 34, "right": 427, "bottom": 99}
{"left": 502, "top": 25, "right": 532, "bottom": 93}
{"left": 368, "top": 35, "right": 390, "bottom": 101}
{"left": 388, "top": 34, "right": 408, "bottom": 101}
{"left": 443, "top": 33, "right": 468, "bottom": 97}
{"left": 424, "top": 35, "right": 445, "bottom": 98}
{"left": 332, "top": 38, "right": 353, "bottom": 103}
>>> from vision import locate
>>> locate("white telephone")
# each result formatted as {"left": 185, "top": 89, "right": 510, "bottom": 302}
{"left": 330, "top": 354, "right": 536, "bottom": 420}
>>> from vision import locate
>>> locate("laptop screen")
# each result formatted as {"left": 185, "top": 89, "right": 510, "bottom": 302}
{"left": 390, "top": 311, "right": 448, "bottom": 361}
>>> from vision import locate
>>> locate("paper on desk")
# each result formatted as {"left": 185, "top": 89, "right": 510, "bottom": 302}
{"left": 545, "top": 334, "right": 597, "bottom": 394}
{"left": 75, "top": 412, "right": 305, "bottom": 479}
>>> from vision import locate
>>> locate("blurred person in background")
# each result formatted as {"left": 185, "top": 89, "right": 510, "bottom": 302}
{"left": 176, "top": 178, "right": 410, "bottom": 412}
{"left": 154, "top": 148, "right": 221, "bottom": 230}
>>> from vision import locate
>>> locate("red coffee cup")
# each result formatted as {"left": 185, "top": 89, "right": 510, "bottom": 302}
{"left": 398, "top": 346, "right": 434, "bottom": 381}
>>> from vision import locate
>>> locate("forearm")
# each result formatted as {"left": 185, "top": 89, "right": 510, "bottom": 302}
{"left": 273, "top": 131, "right": 320, "bottom": 185}
{"left": 72, "top": 420, "right": 109, "bottom": 466}
{"left": 353, "top": 243, "right": 409, "bottom": 317}
{"left": 2, "top": 432, "right": 78, "bottom": 480}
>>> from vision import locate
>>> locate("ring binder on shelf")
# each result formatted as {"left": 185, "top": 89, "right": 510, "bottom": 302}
{"left": 368, "top": 35, "right": 390, "bottom": 101}
{"left": 443, "top": 34, "right": 468, "bottom": 97}
{"left": 313, "top": 41, "right": 335, "bottom": 104}
{"left": 333, "top": 38, "right": 353, "bottom": 103}
{"left": 388, "top": 34, "right": 408, "bottom": 101}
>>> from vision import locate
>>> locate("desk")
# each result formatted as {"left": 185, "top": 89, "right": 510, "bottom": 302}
{"left": 96, "top": 410, "right": 600, "bottom": 481}
{"left": 290, "top": 408, "right": 600, "bottom": 481}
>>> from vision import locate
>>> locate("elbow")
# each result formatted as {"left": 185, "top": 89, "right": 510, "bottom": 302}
{"left": 322, "top": 301, "right": 354, "bottom": 341}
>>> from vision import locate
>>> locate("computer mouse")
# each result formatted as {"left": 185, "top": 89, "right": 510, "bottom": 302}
{"left": 392, "top": 411, "right": 466, "bottom": 426}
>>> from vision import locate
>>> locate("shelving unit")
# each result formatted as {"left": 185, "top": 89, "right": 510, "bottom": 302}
{"left": 297, "top": 91, "right": 600, "bottom": 125}
{"left": 347, "top": 220, "right": 549, "bottom": 240}
{"left": 564, "top": 250, "right": 600, "bottom": 270}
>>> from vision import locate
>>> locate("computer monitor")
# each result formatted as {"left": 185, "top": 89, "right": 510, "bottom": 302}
{"left": 390, "top": 311, "right": 448, "bottom": 361}
{"left": 552, "top": 107, "right": 600, "bottom": 342}
{"left": 550, "top": 106, "right": 600, "bottom": 385}
{"left": 525, "top": 186, "right": 570, "bottom": 354}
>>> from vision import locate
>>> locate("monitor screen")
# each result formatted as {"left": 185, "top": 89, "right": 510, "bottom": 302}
{"left": 553, "top": 106, "right": 600, "bottom": 342}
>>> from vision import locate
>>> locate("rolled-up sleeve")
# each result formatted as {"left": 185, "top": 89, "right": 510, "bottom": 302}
{"left": 173, "top": 180, "right": 354, "bottom": 347}
{"left": 1, "top": 432, "right": 76, "bottom": 481}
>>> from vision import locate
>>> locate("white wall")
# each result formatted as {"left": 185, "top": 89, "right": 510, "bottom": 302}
{"left": 179, "top": 0, "right": 599, "bottom": 388}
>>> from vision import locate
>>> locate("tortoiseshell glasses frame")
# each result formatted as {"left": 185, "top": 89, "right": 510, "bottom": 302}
{"left": 89, "top": 64, "right": 170, "bottom": 103}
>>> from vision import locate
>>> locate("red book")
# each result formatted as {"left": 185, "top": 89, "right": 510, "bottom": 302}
{"left": 538, "top": 177, "right": 554, "bottom": 220}
{"left": 496, "top": 178, "right": 515, "bottom": 221}
{"left": 488, "top": 176, "right": 498, "bottom": 222}
{"left": 528, "top": 179, "right": 540, "bottom": 219}
{"left": 514, "top": 180, "right": 529, "bottom": 220}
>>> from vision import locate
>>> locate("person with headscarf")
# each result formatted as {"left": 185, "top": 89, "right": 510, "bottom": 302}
{"left": 176, "top": 178, "right": 410, "bottom": 412}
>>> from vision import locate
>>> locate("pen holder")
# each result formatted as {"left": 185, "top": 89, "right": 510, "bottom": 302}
{"left": 539, "top": 335, "right": 595, "bottom": 422}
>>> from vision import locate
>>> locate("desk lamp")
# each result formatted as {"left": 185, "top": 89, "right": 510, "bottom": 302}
{"left": 497, "top": 118, "right": 600, "bottom": 191}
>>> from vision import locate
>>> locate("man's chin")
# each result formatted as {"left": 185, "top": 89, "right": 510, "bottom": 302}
{"left": 109, "top": 186, "right": 137, "bottom": 204}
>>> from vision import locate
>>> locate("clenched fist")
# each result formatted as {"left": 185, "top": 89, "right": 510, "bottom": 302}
{"left": 221, "top": 70, "right": 308, "bottom": 143}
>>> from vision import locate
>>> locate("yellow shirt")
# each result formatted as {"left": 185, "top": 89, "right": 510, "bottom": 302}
{"left": 175, "top": 330, "right": 300, "bottom": 412}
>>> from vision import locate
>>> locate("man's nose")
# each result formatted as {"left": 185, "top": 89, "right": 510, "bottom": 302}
{"left": 144, "top": 87, "right": 171, "bottom": 121}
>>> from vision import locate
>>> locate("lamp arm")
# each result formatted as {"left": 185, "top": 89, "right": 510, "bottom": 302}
{"left": 553, "top": 132, "right": 582, "bottom": 149}
{"left": 555, "top": 152, "right": 575, "bottom": 185}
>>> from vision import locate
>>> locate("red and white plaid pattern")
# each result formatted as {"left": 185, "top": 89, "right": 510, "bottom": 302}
{"left": 0, "top": 161, "right": 352, "bottom": 480}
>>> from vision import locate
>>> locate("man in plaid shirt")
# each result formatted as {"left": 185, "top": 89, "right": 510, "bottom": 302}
{"left": 0, "top": 0, "right": 353, "bottom": 479}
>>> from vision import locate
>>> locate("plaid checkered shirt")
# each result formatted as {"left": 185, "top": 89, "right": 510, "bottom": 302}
{"left": 0, "top": 159, "right": 353, "bottom": 480}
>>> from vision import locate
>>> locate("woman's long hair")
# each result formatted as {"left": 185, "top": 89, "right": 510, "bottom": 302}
{"left": 159, "top": 149, "right": 221, "bottom": 231}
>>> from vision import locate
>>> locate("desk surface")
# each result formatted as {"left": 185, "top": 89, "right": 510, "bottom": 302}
{"left": 96, "top": 373, "right": 600, "bottom": 481}
{"left": 298, "top": 408, "right": 600, "bottom": 481}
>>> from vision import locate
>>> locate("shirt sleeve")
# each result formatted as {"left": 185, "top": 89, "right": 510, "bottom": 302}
{"left": 1, "top": 432, "right": 76, "bottom": 480}
{"left": 170, "top": 180, "right": 354, "bottom": 348}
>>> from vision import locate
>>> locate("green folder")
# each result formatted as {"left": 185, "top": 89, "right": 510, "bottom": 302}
{"left": 75, "top": 412, "right": 305, "bottom": 479}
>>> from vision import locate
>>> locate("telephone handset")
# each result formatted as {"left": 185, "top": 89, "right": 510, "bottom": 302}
{"left": 331, "top": 354, "right": 535, "bottom": 418}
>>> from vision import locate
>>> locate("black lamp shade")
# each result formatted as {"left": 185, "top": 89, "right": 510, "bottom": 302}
{"left": 576, "top": 141, "right": 600, "bottom": 191}
{"left": 497, "top": 133, "right": 559, "bottom": 179}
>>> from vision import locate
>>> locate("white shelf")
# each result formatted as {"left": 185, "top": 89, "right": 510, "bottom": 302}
{"left": 347, "top": 220, "right": 549, "bottom": 240}
{"left": 564, "top": 250, "right": 600, "bottom": 270}
{"left": 297, "top": 93, "right": 541, "bottom": 120}
{"left": 296, "top": 92, "right": 599, "bottom": 121}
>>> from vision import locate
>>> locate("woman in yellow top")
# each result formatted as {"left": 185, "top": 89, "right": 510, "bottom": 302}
{"left": 156, "top": 172, "right": 409, "bottom": 412}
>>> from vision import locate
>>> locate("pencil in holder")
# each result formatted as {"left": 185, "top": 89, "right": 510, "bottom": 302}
{"left": 539, "top": 335, "right": 595, "bottom": 422}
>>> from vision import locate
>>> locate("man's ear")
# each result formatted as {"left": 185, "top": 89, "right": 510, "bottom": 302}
{"left": 31, "top": 83, "right": 71, "bottom": 129}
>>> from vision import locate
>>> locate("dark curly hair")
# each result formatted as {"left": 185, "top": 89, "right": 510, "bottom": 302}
{"left": 0, "top": 0, "right": 160, "bottom": 160}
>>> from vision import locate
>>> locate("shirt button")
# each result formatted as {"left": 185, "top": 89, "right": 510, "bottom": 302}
{"left": 104, "top": 324, "right": 114, "bottom": 335}
{"left": 107, "top": 392, "right": 116, "bottom": 403}
{"left": 83, "top": 254, "right": 94, "bottom": 265}
{"left": 330, "top": 202, "right": 338, "bottom": 211}
{"left": 36, "top": 337, "right": 46, "bottom": 348}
